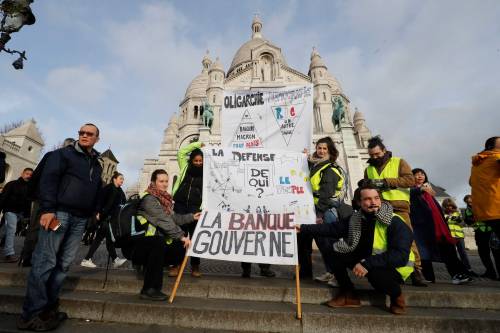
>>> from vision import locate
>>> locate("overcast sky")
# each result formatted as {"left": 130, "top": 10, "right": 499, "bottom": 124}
{"left": 1, "top": 0, "right": 499, "bottom": 203}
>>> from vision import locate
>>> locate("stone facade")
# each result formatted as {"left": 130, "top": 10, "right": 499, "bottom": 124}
{"left": 138, "top": 16, "right": 373, "bottom": 196}
{"left": 0, "top": 119, "right": 44, "bottom": 187}
{"left": 100, "top": 149, "right": 119, "bottom": 185}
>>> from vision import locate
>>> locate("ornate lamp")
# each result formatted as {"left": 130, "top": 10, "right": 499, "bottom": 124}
{"left": 0, "top": 0, "right": 36, "bottom": 69}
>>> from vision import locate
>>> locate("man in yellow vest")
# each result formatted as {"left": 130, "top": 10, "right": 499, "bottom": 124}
{"left": 362, "top": 136, "right": 426, "bottom": 287}
{"left": 296, "top": 184, "right": 414, "bottom": 315}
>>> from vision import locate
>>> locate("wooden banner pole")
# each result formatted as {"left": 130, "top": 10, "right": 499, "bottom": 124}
{"left": 295, "top": 264, "right": 302, "bottom": 320}
{"left": 168, "top": 254, "right": 189, "bottom": 303}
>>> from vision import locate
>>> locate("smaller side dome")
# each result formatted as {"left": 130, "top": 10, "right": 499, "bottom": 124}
{"left": 309, "top": 47, "right": 327, "bottom": 73}
{"left": 209, "top": 57, "right": 224, "bottom": 73}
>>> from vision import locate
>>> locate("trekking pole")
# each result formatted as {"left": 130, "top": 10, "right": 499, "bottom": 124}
{"left": 103, "top": 254, "right": 111, "bottom": 289}
{"left": 168, "top": 254, "right": 189, "bottom": 303}
{"left": 295, "top": 264, "right": 302, "bottom": 320}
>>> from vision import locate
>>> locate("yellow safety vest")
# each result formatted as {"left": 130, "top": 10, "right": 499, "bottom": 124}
{"left": 310, "top": 163, "right": 344, "bottom": 206}
{"left": 366, "top": 157, "right": 410, "bottom": 202}
{"left": 137, "top": 192, "right": 173, "bottom": 244}
{"left": 445, "top": 212, "right": 465, "bottom": 238}
{"left": 372, "top": 213, "right": 415, "bottom": 281}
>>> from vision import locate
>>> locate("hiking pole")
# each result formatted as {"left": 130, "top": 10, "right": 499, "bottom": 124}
{"left": 168, "top": 254, "right": 189, "bottom": 303}
{"left": 295, "top": 264, "right": 302, "bottom": 320}
{"left": 103, "top": 254, "right": 111, "bottom": 289}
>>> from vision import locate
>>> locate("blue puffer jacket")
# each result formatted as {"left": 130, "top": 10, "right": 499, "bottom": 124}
{"left": 39, "top": 142, "right": 102, "bottom": 217}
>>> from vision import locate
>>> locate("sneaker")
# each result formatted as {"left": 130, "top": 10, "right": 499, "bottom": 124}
{"left": 452, "top": 273, "right": 473, "bottom": 285}
{"left": 80, "top": 259, "right": 97, "bottom": 268}
{"left": 327, "top": 276, "right": 339, "bottom": 287}
{"left": 314, "top": 272, "right": 334, "bottom": 283}
{"left": 113, "top": 257, "right": 127, "bottom": 268}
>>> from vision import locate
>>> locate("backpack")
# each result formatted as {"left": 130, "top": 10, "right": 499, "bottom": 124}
{"left": 107, "top": 194, "right": 147, "bottom": 248}
{"left": 321, "top": 163, "right": 350, "bottom": 203}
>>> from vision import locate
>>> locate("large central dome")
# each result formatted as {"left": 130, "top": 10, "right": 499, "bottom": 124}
{"left": 226, "top": 16, "right": 287, "bottom": 77}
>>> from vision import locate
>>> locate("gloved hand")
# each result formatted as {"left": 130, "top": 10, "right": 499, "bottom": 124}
{"left": 360, "top": 178, "right": 388, "bottom": 190}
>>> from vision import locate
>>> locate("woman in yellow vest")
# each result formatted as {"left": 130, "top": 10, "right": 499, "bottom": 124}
{"left": 300, "top": 136, "right": 344, "bottom": 285}
{"left": 443, "top": 198, "right": 472, "bottom": 271}
{"left": 132, "top": 169, "right": 199, "bottom": 301}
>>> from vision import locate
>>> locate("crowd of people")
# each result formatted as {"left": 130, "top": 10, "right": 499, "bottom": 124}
{"left": 0, "top": 123, "right": 498, "bottom": 331}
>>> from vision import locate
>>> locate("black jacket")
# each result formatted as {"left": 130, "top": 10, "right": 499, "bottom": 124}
{"left": 39, "top": 142, "right": 102, "bottom": 217}
{"left": 362, "top": 214, "right": 413, "bottom": 271}
{"left": 98, "top": 183, "right": 126, "bottom": 220}
{"left": 0, "top": 151, "right": 6, "bottom": 183}
{"left": 0, "top": 177, "right": 31, "bottom": 215}
{"left": 27, "top": 151, "right": 52, "bottom": 201}
{"left": 173, "top": 166, "right": 203, "bottom": 214}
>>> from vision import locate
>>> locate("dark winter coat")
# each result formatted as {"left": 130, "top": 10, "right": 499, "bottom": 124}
{"left": 0, "top": 177, "right": 31, "bottom": 215}
{"left": 0, "top": 151, "right": 6, "bottom": 184}
{"left": 410, "top": 187, "right": 444, "bottom": 261}
{"left": 173, "top": 166, "right": 203, "bottom": 214}
{"left": 27, "top": 151, "right": 52, "bottom": 201}
{"left": 39, "top": 142, "right": 102, "bottom": 218}
{"left": 97, "top": 183, "right": 126, "bottom": 221}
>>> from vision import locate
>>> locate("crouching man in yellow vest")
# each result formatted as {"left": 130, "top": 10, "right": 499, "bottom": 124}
{"left": 362, "top": 136, "right": 426, "bottom": 287}
{"left": 297, "top": 184, "right": 414, "bottom": 315}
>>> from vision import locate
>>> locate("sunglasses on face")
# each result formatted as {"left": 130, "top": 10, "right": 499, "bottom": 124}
{"left": 78, "top": 131, "right": 96, "bottom": 137}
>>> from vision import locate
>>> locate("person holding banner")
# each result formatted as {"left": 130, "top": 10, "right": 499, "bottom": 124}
{"left": 297, "top": 184, "right": 414, "bottom": 315}
{"left": 133, "top": 169, "right": 198, "bottom": 301}
{"left": 172, "top": 141, "right": 205, "bottom": 277}
{"left": 300, "top": 137, "right": 343, "bottom": 285}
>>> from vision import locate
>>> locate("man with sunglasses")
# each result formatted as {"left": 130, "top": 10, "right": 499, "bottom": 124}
{"left": 18, "top": 124, "right": 103, "bottom": 331}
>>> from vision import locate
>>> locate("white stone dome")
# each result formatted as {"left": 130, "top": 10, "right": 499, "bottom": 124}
{"left": 184, "top": 72, "right": 209, "bottom": 99}
{"left": 227, "top": 16, "right": 287, "bottom": 77}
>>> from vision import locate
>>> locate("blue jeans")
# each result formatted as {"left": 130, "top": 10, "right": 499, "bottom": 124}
{"left": 3, "top": 212, "right": 22, "bottom": 256}
{"left": 22, "top": 211, "right": 88, "bottom": 320}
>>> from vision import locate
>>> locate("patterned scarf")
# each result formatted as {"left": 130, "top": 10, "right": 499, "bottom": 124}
{"left": 308, "top": 154, "right": 330, "bottom": 167}
{"left": 146, "top": 183, "right": 173, "bottom": 215}
{"left": 333, "top": 202, "right": 394, "bottom": 254}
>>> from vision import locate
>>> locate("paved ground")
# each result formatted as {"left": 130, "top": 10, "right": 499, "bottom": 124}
{"left": 4, "top": 235, "right": 498, "bottom": 283}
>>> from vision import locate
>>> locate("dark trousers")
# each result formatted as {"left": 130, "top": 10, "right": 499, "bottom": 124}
{"left": 132, "top": 236, "right": 166, "bottom": 291}
{"left": 164, "top": 240, "right": 186, "bottom": 267}
{"left": 422, "top": 242, "right": 469, "bottom": 280}
{"left": 297, "top": 233, "right": 313, "bottom": 278}
{"left": 241, "top": 262, "right": 271, "bottom": 272}
{"left": 314, "top": 235, "right": 336, "bottom": 273}
{"left": 85, "top": 222, "right": 117, "bottom": 261}
{"left": 475, "top": 230, "right": 500, "bottom": 277}
{"left": 330, "top": 251, "right": 402, "bottom": 298}
{"left": 182, "top": 222, "right": 200, "bottom": 267}
{"left": 20, "top": 201, "right": 41, "bottom": 263}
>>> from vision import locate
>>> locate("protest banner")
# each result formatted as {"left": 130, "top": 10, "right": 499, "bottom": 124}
{"left": 221, "top": 85, "right": 313, "bottom": 152}
{"left": 185, "top": 147, "right": 315, "bottom": 266}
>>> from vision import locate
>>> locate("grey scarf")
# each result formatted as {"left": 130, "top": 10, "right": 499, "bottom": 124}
{"left": 333, "top": 202, "right": 393, "bottom": 254}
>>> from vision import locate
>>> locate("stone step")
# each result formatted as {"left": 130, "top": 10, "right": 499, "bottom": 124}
{"left": 0, "top": 287, "right": 498, "bottom": 333}
{"left": 1, "top": 266, "right": 499, "bottom": 310}
{"left": 0, "top": 313, "right": 247, "bottom": 333}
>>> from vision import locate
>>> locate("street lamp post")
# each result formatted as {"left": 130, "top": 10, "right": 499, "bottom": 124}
{"left": 0, "top": 0, "right": 35, "bottom": 69}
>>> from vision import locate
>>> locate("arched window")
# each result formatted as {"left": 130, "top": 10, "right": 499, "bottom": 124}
{"left": 200, "top": 106, "right": 204, "bottom": 116}
{"left": 194, "top": 106, "right": 198, "bottom": 119}
{"left": 320, "top": 70, "right": 323, "bottom": 78}
{"left": 323, "top": 92, "right": 327, "bottom": 101}
{"left": 213, "top": 95, "right": 216, "bottom": 103}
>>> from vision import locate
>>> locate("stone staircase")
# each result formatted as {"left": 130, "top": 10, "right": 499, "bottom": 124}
{"left": 0, "top": 264, "right": 499, "bottom": 332}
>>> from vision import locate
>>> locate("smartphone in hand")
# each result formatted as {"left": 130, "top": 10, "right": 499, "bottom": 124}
{"left": 49, "top": 218, "right": 61, "bottom": 231}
